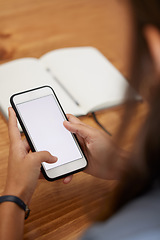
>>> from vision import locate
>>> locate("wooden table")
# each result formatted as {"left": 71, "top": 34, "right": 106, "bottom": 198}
{"left": 0, "top": 1, "right": 148, "bottom": 239}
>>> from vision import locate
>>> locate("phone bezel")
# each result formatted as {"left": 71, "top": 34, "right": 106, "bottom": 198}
{"left": 10, "top": 85, "right": 87, "bottom": 181}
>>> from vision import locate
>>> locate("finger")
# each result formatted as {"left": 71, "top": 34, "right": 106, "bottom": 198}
{"left": 66, "top": 114, "right": 92, "bottom": 129}
{"left": 39, "top": 172, "right": 45, "bottom": 179}
{"left": 63, "top": 121, "right": 95, "bottom": 144}
{"left": 63, "top": 175, "right": 73, "bottom": 184}
{"left": 66, "top": 114, "right": 82, "bottom": 124}
{"left": 22, "top": 138, "right": 30, "bottom": 152}
{"left": 8, "top": 107, "right": 21, "bottom": 144}
{"left": 31, "top": 151, "right": 58, "bottom": 166}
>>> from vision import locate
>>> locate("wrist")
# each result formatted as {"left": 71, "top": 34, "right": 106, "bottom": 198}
{"left": 3, "top": 186, "right": 30, "bottom": 206}
{"left": 0, "top": 195, "right": 30, "bottom": 219}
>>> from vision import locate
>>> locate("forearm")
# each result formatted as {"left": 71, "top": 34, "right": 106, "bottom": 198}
{"left": 0, "top": 202, "right": 24, "bottom": 240}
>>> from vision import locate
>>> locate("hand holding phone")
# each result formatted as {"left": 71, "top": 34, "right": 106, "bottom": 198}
{"left": 4, "top": 108, "right": 58, "bottom": 205}
{"left": 10, "top": 86, "right": 87, "bottom": 181}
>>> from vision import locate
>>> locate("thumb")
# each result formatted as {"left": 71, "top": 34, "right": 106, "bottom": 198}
{"left": 31, "top": 151, "right": 58, "bottom": 166}
{"left": 63, "top": 120, "right": 94, "bottom": 144}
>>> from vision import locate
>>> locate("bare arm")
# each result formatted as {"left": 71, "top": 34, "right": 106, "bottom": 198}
{"left": 0, "top": 202, "right": 25, "bottom": 240}
{"left": 64, "top": 114, "right": 129, "bottom": 180}
{"left": 0, "top": 108, "right": 58, "bottom": 240}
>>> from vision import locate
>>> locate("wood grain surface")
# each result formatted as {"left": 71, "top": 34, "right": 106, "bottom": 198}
{"left": 0, "top": 0, "right": 148, "bottom": 239}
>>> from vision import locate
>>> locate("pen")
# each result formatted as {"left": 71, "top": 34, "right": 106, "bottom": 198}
{"left": 46, "top": 68, "right": 80, "bottom": 106}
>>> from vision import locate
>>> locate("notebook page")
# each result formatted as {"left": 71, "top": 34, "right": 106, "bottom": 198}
{"left": 40, "top": 47, "right": 131, "bottom": 113}
{"left": 0, "top": 58, "right": 84, "bottom": 120}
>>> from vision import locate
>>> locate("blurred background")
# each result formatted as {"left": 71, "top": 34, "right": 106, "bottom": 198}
{"left": 0, "top": 0, "right": 133, "bottom": 78}
{"left": 0, "top": 1, "right": 147, "bottom": 240}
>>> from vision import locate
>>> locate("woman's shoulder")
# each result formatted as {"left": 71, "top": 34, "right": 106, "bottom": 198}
{"left": 80, "top": 185, "right": 160, "bottom": 240}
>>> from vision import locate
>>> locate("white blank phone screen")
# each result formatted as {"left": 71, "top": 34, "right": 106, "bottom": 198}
{"left": 17, "top": 94, "right": 82, "bottom": 170}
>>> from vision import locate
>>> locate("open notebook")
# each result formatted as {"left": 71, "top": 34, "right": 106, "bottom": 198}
{"left": 0, "top": 47, "right": 139, "bottom": 119}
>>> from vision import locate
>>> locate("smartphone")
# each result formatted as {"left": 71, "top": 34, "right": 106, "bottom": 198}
{"left": 10, "top": 86, "right": 87, "bottom": 181}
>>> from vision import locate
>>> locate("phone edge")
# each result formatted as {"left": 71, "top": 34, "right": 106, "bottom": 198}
{"left": 10, "top": 85, "right": 88, "bottom": 182}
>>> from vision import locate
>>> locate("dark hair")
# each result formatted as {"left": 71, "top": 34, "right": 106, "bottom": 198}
{"left": 116, "top": 0, "right": 160, "bottom": 212}
{"left": 129, "top": 0, "right": 160, "bottom": 182}
{"left": 98, "top": 0, "right": 160, "bottom": 221}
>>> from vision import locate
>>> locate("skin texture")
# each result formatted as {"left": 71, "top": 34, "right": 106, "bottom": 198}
{"left": 4, "top": 108, "right": 58, "bottom": 205}
{"left": 0, "top": 108, "right": 58, "bottom": 240}
{"left": 0, "top": 25, "right": 159, "bottom": 240}
{"left": 63, "top": 114, "right": 128, "bottom": 180}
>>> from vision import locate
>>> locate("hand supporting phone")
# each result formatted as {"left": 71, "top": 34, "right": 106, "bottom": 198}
{"left": 10, "top": 86, "right": 87, "bottom": 181}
